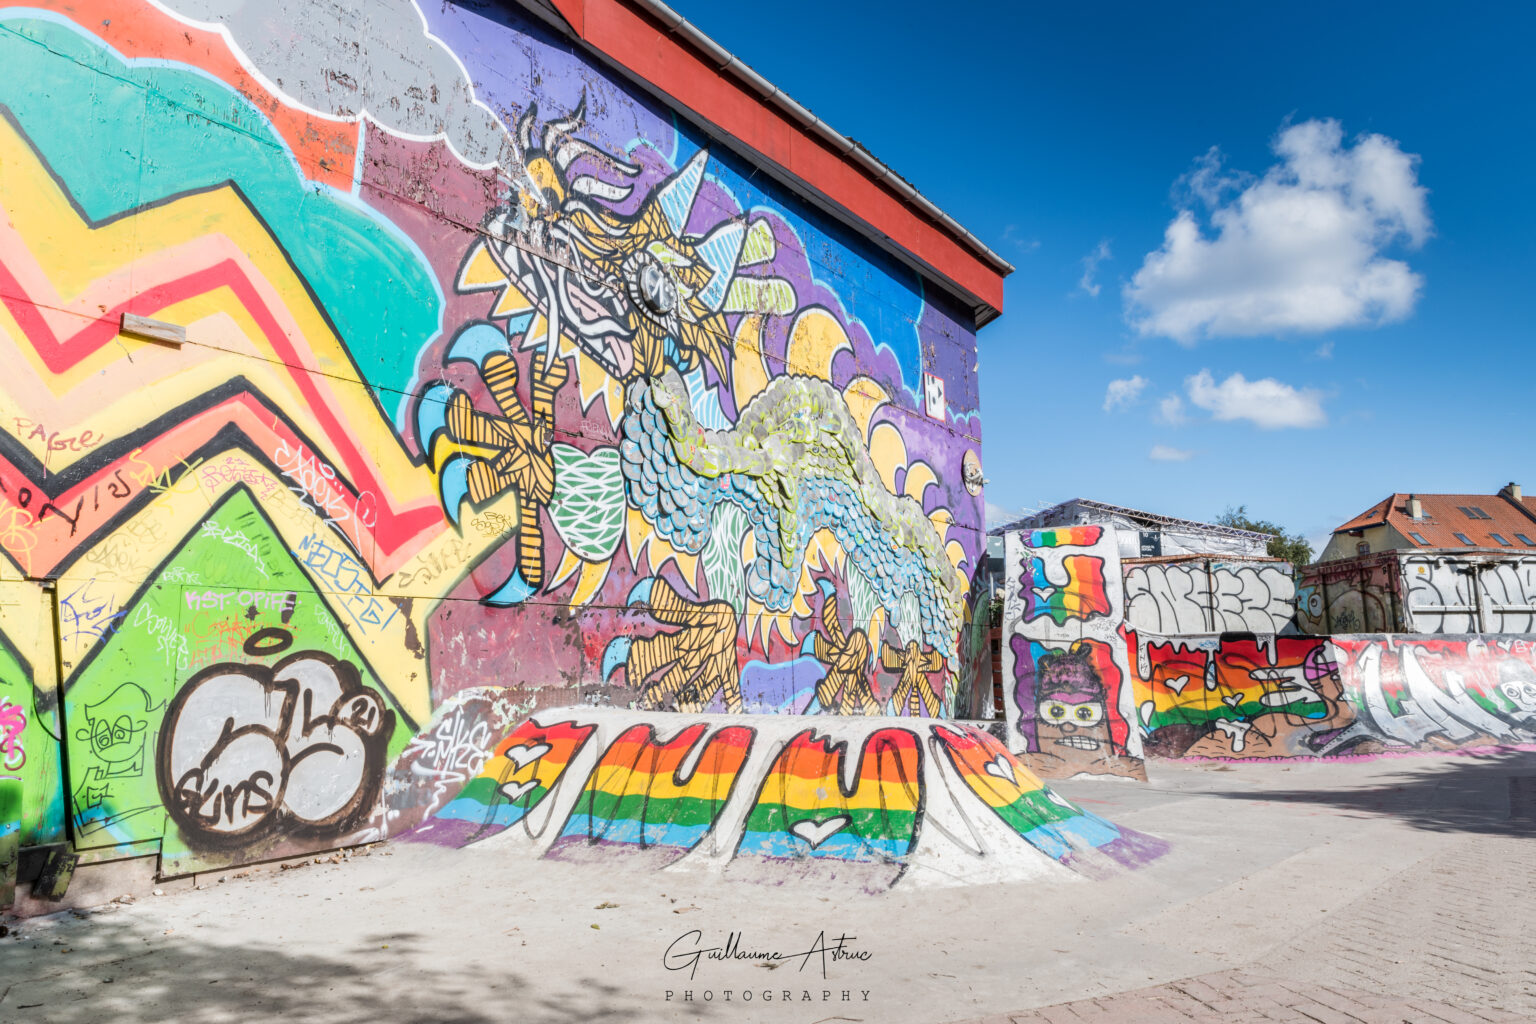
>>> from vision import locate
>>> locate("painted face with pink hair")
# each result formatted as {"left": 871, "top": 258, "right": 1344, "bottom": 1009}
{"left": 1034, "top": 645, "right": 1111, "bottom": 756}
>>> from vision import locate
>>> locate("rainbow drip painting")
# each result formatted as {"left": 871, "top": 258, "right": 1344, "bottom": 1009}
{"left": 549, "top": 722, "right": 752, "bottom": 862}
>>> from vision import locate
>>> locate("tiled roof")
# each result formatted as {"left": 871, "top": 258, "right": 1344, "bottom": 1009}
{"left": 1332, "top": 492, "right": 1536, "bottom": 550}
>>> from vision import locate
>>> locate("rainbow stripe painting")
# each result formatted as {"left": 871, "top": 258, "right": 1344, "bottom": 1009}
{"left": 1021, "top": 553, "right": 1112, "bottom": 626}
{"left": 549, "top": 722, "right": 752, "bottom": 863}
{"left": 733, "top": 728, "right": 922, "bottom": 884}
{"left": 930, "top": 725, "right": 1165, "bottom": 871}
{"left": 1028, "top": 526, "right": 1103, "bottom": 548}
{"left": 416, "top": 718, "right": 596, "bottom": 847}
{"left": 1127, "top": 632, "right": 1337, "bottom": 734}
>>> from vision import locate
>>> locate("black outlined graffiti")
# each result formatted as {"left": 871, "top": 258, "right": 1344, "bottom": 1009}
{"left": 72, "top": 682, "right": 164, "bottom": 835}
{"left": 1124, "top": 561, "right": 1295, "bottom": 635}
{"left": 157, "top": 637, "right": 394, "bottom": 848}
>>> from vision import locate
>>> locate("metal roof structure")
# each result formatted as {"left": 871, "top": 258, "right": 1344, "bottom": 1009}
{"left": 990, "top": 497, "right": 1272, "bottom": 542}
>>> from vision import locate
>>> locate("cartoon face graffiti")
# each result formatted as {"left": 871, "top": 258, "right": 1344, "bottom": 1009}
{"left": 74, "top": 682, "right": 159, "bottom": 780}
{"left": 1034, "top": 645, "right": 1113, "bottom": 759}
{"left": 1498, "top": 659, "right": 1536, "bottom": 718}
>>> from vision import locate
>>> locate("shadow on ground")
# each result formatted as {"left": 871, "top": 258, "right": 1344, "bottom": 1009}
{"left": 1203, "top": 749, "right": 1536, "bottom": 835}
{"left": 0, "top": 913, "right": 701, "bottom": 1024}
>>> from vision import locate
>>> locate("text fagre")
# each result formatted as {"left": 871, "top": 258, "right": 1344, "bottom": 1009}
{"left": 663, "top": 930, "right": 872, "bottom": 981}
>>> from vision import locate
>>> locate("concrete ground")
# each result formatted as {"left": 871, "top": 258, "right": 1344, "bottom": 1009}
{"left": 1, "top": 750, "right": 1532, "bottom": 1024}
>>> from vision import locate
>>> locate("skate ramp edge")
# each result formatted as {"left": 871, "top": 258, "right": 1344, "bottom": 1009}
{"left": 399, "top": 707, "right": 1168, "bottom": 891}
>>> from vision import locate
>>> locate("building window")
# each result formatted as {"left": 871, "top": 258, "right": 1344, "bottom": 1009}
{"left": 1454, "top": 532, "right": 1473, "bottom": 545}
{"left": 1457, "top": 506, "right": 1493, "bottom": 520}
{"left": 1408, "top": 532, "right": 1428, "bottom": 544}
{"left": 1518, "top": 534, "right": 1535, "bottom": 546}
{"left": 1492, "top": 533, "right": 1512, "bottom": 546}
{"left": 1356, "top": 541, "right": 1370, "bottom": 555}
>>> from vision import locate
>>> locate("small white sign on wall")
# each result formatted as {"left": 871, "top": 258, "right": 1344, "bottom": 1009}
{"left": 923, "top": 372, "right": 945, "bottom": 420}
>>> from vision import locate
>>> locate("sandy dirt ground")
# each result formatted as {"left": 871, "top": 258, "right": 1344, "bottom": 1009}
{"left": 2, "top": 750, "right": 1532, "bottom": 1024}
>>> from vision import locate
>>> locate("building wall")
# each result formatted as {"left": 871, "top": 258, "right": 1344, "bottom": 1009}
{"left": 1301, "top": 552, "right": 1536, "bottom": 634}
{"left": 1317, "top": 522, "right": 1410, "bottom": 562}
{"left": 0, "top": 2, "right": 986, "bottom": 877}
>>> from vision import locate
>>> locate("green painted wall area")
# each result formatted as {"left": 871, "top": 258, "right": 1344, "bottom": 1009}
{"left": 0, "top": 607, "right": 66, "bottom": 850}
{"left": 64, "top": 488, "right": 410, "bottom": 865}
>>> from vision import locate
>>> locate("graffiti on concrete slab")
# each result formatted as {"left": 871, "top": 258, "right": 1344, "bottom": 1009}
{"left": 1124, "top": 560, "right": 1295, "bottom": 635}
{"left": 549, "top": 721, "right": 753, "bottom": 864}
{"left": 1127, "top": 630, "right": 1349, "bottom": 759}
{"left": 1321, "top": 636, "right": 1536, "bottom": 753}
{"left": 1000, "top": 526, "right": 1145, "bottom": 780}
{"left": 158, "top": 644, "right": 394, "bottom": 847}
{"left": 413, "top": 711, "right": 1165, "bottom": 889}
{"left": 1010, "top": 639, "right": 1145, "bottom": 780}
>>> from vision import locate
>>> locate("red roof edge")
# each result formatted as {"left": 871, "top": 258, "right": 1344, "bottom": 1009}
{"left": 530, "top": 0, "right": 1010, "bottom": 324}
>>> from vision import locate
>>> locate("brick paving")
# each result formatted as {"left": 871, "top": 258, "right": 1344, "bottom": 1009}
{"left": 954, "top": 832, "right": 1536, "bottom": 1024}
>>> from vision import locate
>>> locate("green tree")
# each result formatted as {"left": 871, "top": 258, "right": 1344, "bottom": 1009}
{"left": 1215, "top": 505, "right": 1314, "bottom": 572}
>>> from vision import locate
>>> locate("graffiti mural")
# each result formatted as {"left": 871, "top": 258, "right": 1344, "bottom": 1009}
{"left": 1125, "top": 630, "right": 1350, "bottom": 759}
{"left": 409, "top": 710, "right": 1166, "bottom": 890}
{"left": 1123, "top": 558, "right": 1295, "bottom": 635}
{"left": 999, "top": 520, "right": 1536, "bottom": 766}
{"left": 549, "top": 721, "right": 752, "bottom": 864}
{"left": 1009, "top": 639, "right": 1146, "bottom": 780}
{"left": 1321, "top": 636, "right": 1536, "bottom": 754}
{"left": 1000, "top": 526, "right": 1145, "bottom": 780}
{"left": 158, "top": 647, "right": 394, "bottom": 849}
{"left": 0, "top": 0, "right": 1000, "bottom": 890}
{"left": 1126, "top": 632, "right": 1536, "bottom": 759}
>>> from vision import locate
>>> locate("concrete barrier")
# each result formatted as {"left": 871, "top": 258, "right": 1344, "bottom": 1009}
{"left": 1128, "top": 631, "right": 1536, "bottom": 761}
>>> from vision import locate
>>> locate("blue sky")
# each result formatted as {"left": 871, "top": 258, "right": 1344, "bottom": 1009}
{"left": 669, "top": 0, "right": 1535, "bottom": 553}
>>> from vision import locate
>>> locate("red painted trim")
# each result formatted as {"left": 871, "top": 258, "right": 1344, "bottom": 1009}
{"left": 544, "top": 0, "right": 1005, "bottom": 318}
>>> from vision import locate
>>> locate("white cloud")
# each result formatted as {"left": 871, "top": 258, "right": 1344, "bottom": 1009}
{"left": 985, "top": 501, "right": 1025, "bottom": 529}
{"left": 1103, "top": 375, "right": 1148, "bottom": 411}
{"left": 1185, "top": 369, "right": 1326, "bottom": 429}
{"left": 1149, "top": 444, "right": 1193, "bottom": 462}
{"left": 1156, "top": 394, "right": 1187, "bottom": 425}
{"left": 1078, "top": 240, "right": 1112, "bottom": 297}
{"left": 1125, "top": 119, "right": 1431, "bottom": 343}
{"left": 1002, "top": 224, "right": 1041, "bottom": 254}
{"left": 1314, "top": 340, "right": 1335, "bottom": 359}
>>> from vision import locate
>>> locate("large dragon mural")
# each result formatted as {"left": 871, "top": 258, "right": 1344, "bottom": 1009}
{"left": 410, "top": 97, "right": 978, "bottom": 714}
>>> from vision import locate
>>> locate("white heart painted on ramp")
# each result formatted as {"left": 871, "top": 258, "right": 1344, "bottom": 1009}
{"left": 984, "top": 754, "right": 1017, "bottom": 786}
{"left": 499, "top": 780, "right": 538, "bottom": 801}
{"left": 505, "top": 742, "right": 551, "bottom": 769}
{"left": 790, "top": 815, "right": 851, "bottom": 849}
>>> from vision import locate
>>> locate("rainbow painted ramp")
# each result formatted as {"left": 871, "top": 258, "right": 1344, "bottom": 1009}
{"left": 406, "top": 709, "right": 1167, "bottom": 891}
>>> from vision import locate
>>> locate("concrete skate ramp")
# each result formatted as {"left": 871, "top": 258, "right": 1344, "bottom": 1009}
{"left": 401, "top": 708, "right": 1167, "bottom": 890}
